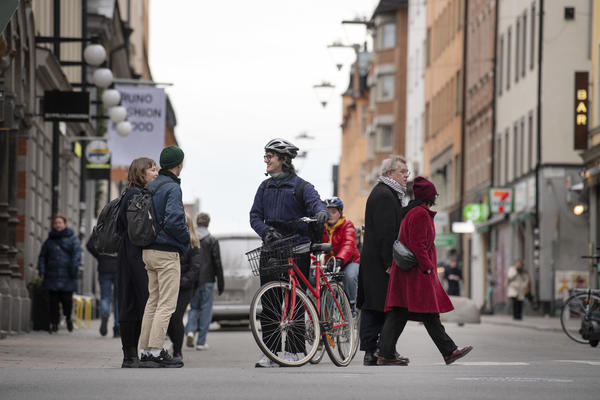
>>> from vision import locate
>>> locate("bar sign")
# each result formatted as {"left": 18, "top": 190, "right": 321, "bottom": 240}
{"left": 574, "top": 72, "right": 588, "bottom": 150}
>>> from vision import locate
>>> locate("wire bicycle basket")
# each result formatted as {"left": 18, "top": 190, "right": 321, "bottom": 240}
{"left": 246, "top": 236, "right": 296, "bottom": 277}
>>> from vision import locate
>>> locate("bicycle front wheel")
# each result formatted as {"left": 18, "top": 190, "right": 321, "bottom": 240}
{"left": 560, "top": 292, "right": 600, "bottom": 344}
{"left": 321, "top": 282, "right": 356, "bottom": 366}
{"left": 249, "top": 281, "right": 321, "bottom": 367}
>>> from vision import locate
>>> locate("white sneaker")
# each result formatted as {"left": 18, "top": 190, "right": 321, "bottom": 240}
{"left": 195, "top": 343, "right": 210, "bottom": 351}
{"left": 283, "top": 352, "right": 300, "bottom": 363}
{"left": 186, "top": 333, "right": 194, "bottom": 348}
{"left": 255, "top": 354, "right": 279, "bottom": 368}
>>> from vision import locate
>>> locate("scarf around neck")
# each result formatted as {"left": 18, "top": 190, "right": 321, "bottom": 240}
{"left": 378, "top": 176, "right": 409, "bottom": 206}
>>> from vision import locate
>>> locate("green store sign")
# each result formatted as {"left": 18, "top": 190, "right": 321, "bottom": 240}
{"left": 463, "top": 203, "right": 489, "bottom": 222}
{"left": 434, "top": 233, "right": 458, "bottom": 248}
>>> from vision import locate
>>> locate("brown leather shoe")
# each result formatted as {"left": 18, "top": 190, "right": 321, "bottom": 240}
{"left": 444, "top": 346, "right": 473, "bottom": 365}
{"left": 376, "top": 355, "right": 409, "bottom": 366}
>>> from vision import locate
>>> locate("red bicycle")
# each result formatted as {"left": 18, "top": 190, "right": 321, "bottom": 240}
{"left": 246, "top": 223, "right": 356, "bottom": 367}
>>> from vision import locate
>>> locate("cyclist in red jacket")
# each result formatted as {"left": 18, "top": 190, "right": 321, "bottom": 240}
{"left": 321, "top": 197, "right": 361, "bottom": 313}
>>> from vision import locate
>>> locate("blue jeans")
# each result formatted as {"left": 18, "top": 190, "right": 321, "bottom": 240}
{"left": 99, "top": 272, "right": 118, "bottom": 328}
{"left": 343, "top": 262, "right": 359, "bottom": 305}
{"left": 185, "top": 282, "right": 214, "bottom": 345}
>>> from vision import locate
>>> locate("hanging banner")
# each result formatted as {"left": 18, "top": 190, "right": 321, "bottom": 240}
{"left": 107, "top": 85, "right": 166, "bottom": 167}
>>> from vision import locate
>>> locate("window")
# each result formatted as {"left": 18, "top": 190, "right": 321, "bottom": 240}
{"left": 425, "top": 102, "right": 431, "bottom": 140}
{"left": 426, "top": 28, "right": 431, "bottom": 67}
{"left": 498, "top": 35, "right": 504, "bottom": 95}
{"left": 515, "top": 20, "right": 520, "bottom": 83}
{"left": 507, "top": 27, "right": 512, "bottom": 90}
{"left": 513, "top": 123, "right": 519, "bottom": 180}
{"left": 530, "top": 3, "right": 535, "bottom": 70}
{"left": 456, "top": 69, "right": 462, "bottom": 115}
{"left": 504, "top": 129, "right": 509, "bottom": 183}
{"left": 528, "top": 111, "right": 534, "bottom": 171}
{"left": 376, "top": 125, "right": 394, "bottom": 152}
{"left": 520, "top": 118, "right": 525, "bottom": 176}
{"left": 381, "top": 23, "right": 396, "bottom": 49}
{"left": 522, "top": 12, "right": 527, "bottom": 77}
{"left": 377, "top": 74, "right": 395, "bottom": 101}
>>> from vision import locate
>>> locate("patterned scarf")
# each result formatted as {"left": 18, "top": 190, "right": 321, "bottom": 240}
{"left": 378, "top": 176, "right": 409, "bottom": 206}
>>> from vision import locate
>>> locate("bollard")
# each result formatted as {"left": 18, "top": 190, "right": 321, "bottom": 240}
{"left": 74, "top": 297, "right": 83, "bottom": 328}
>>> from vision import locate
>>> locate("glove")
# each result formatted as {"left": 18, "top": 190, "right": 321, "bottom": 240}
{"left": 315, "top": 210, "right": 329, "bottom": 225}
{"left": 218, "top": 285, "right": 224, "bottom": 296}
{"left": 264, "top": 227, "right": 283, "bottom": 244}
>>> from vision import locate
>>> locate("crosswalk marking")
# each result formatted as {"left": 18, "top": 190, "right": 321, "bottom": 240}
{"left": 456, "top": 377, "right": 573, "bottom": 383}
{"left": 454, "top": 361, "right": 529, "bottom": 366}
{"left": 555, "top": 360, "right": 600, "bottom": 366}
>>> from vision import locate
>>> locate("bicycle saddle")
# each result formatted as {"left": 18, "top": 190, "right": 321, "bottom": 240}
{"left": 311, "top": 243, "right": 332, "bottom": 254}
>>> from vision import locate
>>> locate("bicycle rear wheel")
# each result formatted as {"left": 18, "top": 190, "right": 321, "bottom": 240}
{"left": 320, "top": 282, "right": 356, "bottom": 366}
{"left": 560, "top": 292, "right": 600, "bottom": 344}
{"left": 249, "top": 281, "right": 321, "bottom": 367}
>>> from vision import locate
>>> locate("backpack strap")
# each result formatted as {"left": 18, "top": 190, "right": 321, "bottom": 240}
{"left": 149, "top": 180, "right": 171, "bottom": 194}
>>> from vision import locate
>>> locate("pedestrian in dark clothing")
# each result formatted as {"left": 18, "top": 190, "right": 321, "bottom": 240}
{"left": 443, "top": 258, "right": 462, "bottom": 297}
{"left": 167, "top": 214, "right": 202, "bottom": 361}
{"left": 377, "top": 177, "right": 472, "bottom": 366}
{"left": 116, "top": 157, "right": 158, "bottom": 368}
{"left": 185, "top": 212, "right": 225, "bottom": 351}
{"left": 37, "top": 214, "right": 81, "bottom": 333}
{"left": 357, "top": 155, "right": 410, "bottom": 366}
{"left": 86, "top": 239, "right": 119, "bottom": 337}
{"left": 250, "top": 138, "right": 328, "bottom": 368}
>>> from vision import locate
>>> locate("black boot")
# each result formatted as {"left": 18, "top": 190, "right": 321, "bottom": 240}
{"left": 100, "top": 316, "right": 108, "bottom": 336}
{"left": 121, "top": 347, "right": 139, "bottom": 368}
{"left": 113, "top": 325, "right": 120, "bottom": 338}
{"left": 66, "top": 317, "right": 73, "bottom": 332}
{"left": 363, "top": 351, "right": 378, "bottom": 366}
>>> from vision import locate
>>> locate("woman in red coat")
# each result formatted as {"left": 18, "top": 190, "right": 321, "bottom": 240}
{"left": 321, "top": 197, "right": 361, "bottom": 309}
{"left": 377, "top": 177, "right": 473, "bottom": 366}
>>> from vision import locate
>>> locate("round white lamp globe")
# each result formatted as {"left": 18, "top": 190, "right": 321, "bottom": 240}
{"left": 115, "top": 121, "right": 132, "bottom": 137}
{"left": 101, "top": 89, "right": 121, "bottom": 107}
{"left": 83, "top": 44, "right": 106, "bottom": 66}
{"left": 108, "top": 106, "right": 127, "bottom": 123}
{"left": 93, "top": 68, "right": 113, "bottom": 88}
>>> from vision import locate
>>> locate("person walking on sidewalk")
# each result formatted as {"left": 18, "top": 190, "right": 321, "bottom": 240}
{"left": 377, "top": 177, "right": 472, "bottom": 366}
{"left": 86, "top": 239, "right": 119, "bottom": 338}
{"left": 506, "top": 260, "right": 530, "bottom": 320}
{"left": 139, "top": 145, "right": 190, "bottom": 368}
{"left": 167, "top": 214, "right": 201, "bottom": 362}
{"left": 116, "top": 157, "right": 158, "bottom": 367}
{"left": 38, "top": 214, "right": 81, "bottom": 333}
{"left": 357, "top": 155, "right": 410, "bottom": 366}
{"left": 185, "top": 212, "right": 224, "bottom": 351}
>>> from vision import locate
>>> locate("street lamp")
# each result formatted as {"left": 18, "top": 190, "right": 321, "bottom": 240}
{"left": 313, "top": 81, "right": 335, "bottom": 108}
{"left": 108, "top": 106, "right": 127, "bottom": 123}
{"left": 115, "top": 121, "right": 132, "bottom": 137}
{"left": 101, "top": 89, "right": 121, "bottom": 107}
{"left": 327, "top": 41, "right": 361, "bottom": 71}
{"left": 83, "top": 44, "right": 106, "bottom": 66}
{"left": 93, "top": 68, "right": 113, "bottom": 88}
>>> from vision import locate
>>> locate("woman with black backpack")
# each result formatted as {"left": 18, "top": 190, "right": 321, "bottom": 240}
{"left": 38, "top": 214, "right": 81, "bottom": 333}
{"left": 116, "top": 157, "right": 158, "bottom": 368}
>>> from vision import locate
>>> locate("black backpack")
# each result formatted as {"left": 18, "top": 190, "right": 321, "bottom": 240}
{"left": 126, "top": 181, "right": 169, "bottom": 247}
{"left": 88, "top": 195, "right": 123, "bottom": 256}
{"left": 294, "top": 178, "right": 324, "bottom": 244}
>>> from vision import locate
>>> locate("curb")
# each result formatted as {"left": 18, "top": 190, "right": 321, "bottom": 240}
{"left": 481, "top": 317, "right": 563, "bottom": 332}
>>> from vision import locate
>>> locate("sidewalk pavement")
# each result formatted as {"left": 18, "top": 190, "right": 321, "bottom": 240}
{"left": 0, "top": 314, "right": 564, "bottom": 369}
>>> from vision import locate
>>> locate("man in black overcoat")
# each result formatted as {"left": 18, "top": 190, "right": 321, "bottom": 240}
{"left": 357, "top": 155, "right": 411, "bottom": 365}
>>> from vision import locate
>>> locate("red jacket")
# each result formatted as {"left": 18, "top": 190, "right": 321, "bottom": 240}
{"left": 384, "top": 204, "right": 453, "bottom": 314}
{"left": 322, "top": 217, "right": 360, "bottom": 267}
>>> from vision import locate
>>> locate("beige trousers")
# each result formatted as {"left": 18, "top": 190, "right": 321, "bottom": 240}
{"left": 139, "top": 249, "right": 181, "bottom": 349}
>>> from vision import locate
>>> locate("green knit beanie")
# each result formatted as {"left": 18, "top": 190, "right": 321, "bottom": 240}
{"left": 160, "top": 145, "right": 184, "bottom": 170}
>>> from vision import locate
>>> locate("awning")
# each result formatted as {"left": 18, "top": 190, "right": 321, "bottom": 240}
{"left": 474, "top": 213, "right": 507, "bottom": 233}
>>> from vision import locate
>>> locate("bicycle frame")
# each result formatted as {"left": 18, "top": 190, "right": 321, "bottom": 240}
{"left": 280, "top": 254, "right": 348, "bottom": 333}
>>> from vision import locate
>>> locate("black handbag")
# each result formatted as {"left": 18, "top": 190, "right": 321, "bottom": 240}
{"left": 392, "top": 239, "right": 417, "bottom": 271}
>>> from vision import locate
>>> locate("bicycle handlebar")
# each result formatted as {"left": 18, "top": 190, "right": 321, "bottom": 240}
{"left": 299, "top": 217, "right": 318, "bottom": 223}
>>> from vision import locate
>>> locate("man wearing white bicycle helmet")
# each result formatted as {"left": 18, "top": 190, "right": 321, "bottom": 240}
{"left": 250, "top": 138, "right": 328, "bottom": 368}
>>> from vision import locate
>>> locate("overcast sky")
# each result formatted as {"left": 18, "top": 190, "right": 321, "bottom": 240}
{"left": 149, "top": 0, "right": 379, "bottom": 235}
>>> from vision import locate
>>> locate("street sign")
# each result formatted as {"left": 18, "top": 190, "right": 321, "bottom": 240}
{"left": 43, "top": 91, "right": 90, "bottom": 122}
{"left": 489, "top": 187, "right": 513, "bottom": 214}
{"left": 85, "top": 140, "right": 110, "bottom": 180}
{"left": 434, "top": 233, "right": 458, "bottom": 248}
{"left": 463, "top": 203, "right": 489, "bottom": 222}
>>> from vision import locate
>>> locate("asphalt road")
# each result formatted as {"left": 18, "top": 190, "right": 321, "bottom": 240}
{"left": 1, "top": 320, "right": 599, "bottom": 399}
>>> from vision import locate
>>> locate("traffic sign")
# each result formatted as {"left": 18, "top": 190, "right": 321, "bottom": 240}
{"left": 85, "top": 140, "right": 110, "bottom": 165}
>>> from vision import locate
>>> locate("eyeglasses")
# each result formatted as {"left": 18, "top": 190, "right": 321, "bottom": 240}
{"left": 263, "top": 154, "right": 275, "bottom": 161}
{"left": 398, "top": 169, "right": 410, "bottom": 176}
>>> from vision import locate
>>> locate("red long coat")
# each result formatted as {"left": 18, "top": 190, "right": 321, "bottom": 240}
{"left": 384, "top": 204, "right": 454, "bottom": 314}
{"left": 322, "top": 218, "right": 360, "bottom": 267}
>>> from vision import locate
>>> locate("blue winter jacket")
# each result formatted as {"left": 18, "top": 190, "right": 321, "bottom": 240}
{"left": 38, "top": 227, "right": 81, "bottom": 292}
{"left": 250, "top": 174, "right": 327, "bottom": 244}
{"left": 147, "top": 170, "right": 190, "bottom": 254}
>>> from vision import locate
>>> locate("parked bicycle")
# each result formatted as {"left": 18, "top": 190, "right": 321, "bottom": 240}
{"left": 559, "top": 252, "right": 600, "bottom": 347}
{"left": 246, "top": 218, "right": 357, "bottom": 367}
